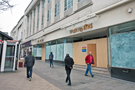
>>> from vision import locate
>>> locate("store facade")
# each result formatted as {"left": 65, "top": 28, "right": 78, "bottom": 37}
{"left": 45, "top": 38, "right": 73, "bottom": 61}
{"left": 21, "top": 41, "right": 32, "bottom": 57}
{"left": 26, "top": 0, "right": 135, "bottom": 82}
{"left": 108, "top": 20, "right": 135, "bottom": 82}
{"left": 33, "top": 44, "right": 42, "bottom": 60}
{"left": 39, "top": 20, "right": 109, "bottom": 68}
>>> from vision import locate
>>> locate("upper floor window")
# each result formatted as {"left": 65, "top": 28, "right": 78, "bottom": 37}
{"left": 27, "top": 16, "right": 29, "bottom": 22}
{"left": 33, "top": 22, "right": 35, "bottom": 33}
{"left": 30, "top": 24, "right": 31, "bottom": 35}
{"left": 48, "top": 0, "right": 51, "bottom": 3}
{"left": 42, "top": 0, "right": 45, "bottom": 8}
{"left": 78, "top": 0, "right": 83, "bottom": 2}
{"left": 42, "top": 14, "right": 44, "bottom": 25}
{"left": 37, "top": 18, "right": 39, "bottom": 29}
{"left": 38, "top": 4, "right": 40, "bottom": 13}
{"left": 64, "top": 0, "right": 73, "bottom": 11}
{"left": 55, "top": 1, "right": 60, "bottom": 17}
{"left": 47, "top": 9, "right": 51, "bottom": 21}
{"left": 34, "top": 9, "right": 36, "bottom": 17}
{"left": 31, "top": 13, "right": 32, "bottom": 20}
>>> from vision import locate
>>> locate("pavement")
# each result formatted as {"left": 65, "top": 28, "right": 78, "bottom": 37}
{"left": 0, "top": 60, "right": 135, "bottom": 90}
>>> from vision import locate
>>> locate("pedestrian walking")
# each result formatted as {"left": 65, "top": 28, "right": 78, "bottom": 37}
{"left": 24, "top": 51, "right": 35, "bottom": 81}
{"left": 85, "top": 52, "right": 94, "bottom": 77}
{"left": 64, "top": 54, "right": 74, "bottom": 86}
{"left": 49, "top": 52, "right": 54, "bottom": 68}
{"left": 23, "top": 51, "right": 26, "bottom": 57}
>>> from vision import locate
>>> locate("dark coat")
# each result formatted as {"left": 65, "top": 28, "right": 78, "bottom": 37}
{"left": 64, "top": 56, "right": 74, "bottom": 70}
{"left": 24, "top": 55, "right": 35, "bottom": 67}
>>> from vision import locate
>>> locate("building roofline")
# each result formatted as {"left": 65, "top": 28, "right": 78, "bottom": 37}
{"left": 11, "top": 15, "right": 24, "bottom": 32}
{"left": 25, "top": 0, "right": 33, "bottom": 12}
{"left": 0, "top": 31, "right": 13, "bottom": 40}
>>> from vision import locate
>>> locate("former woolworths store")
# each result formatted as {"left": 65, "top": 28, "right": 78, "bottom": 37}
{"left": 11, "top": 0, "right": 135, "bottom": 82}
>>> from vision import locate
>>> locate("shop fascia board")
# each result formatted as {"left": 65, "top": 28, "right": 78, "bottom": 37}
{"left": 61, "top": 0, "right": 133, "bottom": 29}
{"left": 65, "top": 26, "right": 108, "bottom": 38}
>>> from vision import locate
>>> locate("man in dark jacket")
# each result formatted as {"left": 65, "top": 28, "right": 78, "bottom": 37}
{"left": 49, "top": 52, "right": 54, "bottom": 68}
{"left": 64, "top": 54, "right": 74, "bottom": 86}
{"left": 24, "top": 51, "right": 35, "bottom": 81}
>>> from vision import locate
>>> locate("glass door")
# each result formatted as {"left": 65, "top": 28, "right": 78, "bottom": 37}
{"left": 4, "top": 45, "right": 15, "bottom": 71}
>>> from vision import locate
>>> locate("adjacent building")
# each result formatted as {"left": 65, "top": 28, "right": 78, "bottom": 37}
{"left": 11, "top": 0, "right": 135, "bottom": 82}
{"left": 0, "top": 31, "right": 13, "bottom": 41}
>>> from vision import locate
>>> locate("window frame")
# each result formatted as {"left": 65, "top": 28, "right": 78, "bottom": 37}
{"left": 64, "top": 0, "right": 73, "bottom": 11}
{"left": 42, "top": 14, "right": 44, "bottom": 25}
{"left": 37, "top": 18, "right": 39, "bottom": 29}
{"left": 42, "top": 0, "right": 45, "bottom": 8}
{"left": 48, "top": 0, "right": 51, "bottom": 3}
{"left": 34, "top": 9, "right": 36, "bottom": 17}
{"left": 47, "top": 9, "right": 51, "bottom": 21}
{"left": 55, "top": 1, "right": 60, "bottom": 17}
{"left": 78, "top": 0, "right": 83, "bottom": 2}
{"left": 38, "top": 4, "right": 40, "bottom": 13}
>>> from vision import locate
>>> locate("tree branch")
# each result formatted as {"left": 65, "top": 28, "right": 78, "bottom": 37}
{"left": 0, "top": 0, "right": 14, "bottom": 13}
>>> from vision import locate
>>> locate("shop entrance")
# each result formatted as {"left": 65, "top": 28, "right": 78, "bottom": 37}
{"left": 87, "top": 44, "right": 97, "bottom": 67}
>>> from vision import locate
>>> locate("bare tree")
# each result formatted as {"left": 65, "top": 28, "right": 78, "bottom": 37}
{"left": 0, "top": 0, "right": 14, "bottom": 13}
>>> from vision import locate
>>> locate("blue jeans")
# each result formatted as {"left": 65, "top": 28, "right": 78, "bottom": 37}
{"left": 50, "top": 60, "right": 53, "bottom": 67}
{"left": 66, "top": 69, "right": 71, "bottom": 85}
{"left": 27, "top": 67, "right": 33, "bottom": 78}
{"left": 85, "top": 64, "right": 93, "bottom": 76}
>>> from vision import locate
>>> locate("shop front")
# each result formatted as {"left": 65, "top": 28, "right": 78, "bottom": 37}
{"left": 33, "top": 44, "right": 42, "bottom": 60}
{"left": 45, "top": 38, "right": 73, "bottom": 62}
{"left": 108, "top": 20, "right": 135, "bottom": 82}
{"left": 44, "top": 21, "right": 109, "bottom": 68}
{"left": 69, "top": 23, "right": 108, "bottom": 68}
{"left": 21, "top": 41, "right": 32, "bottom": 57}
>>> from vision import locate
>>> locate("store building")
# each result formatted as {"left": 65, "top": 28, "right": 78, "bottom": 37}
{"left": 11, "top": 0, "right": 135, "bottom": 82}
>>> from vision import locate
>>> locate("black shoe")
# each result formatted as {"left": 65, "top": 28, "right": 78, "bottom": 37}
{"left": 92, "top": 75, "right": 94, "bottom": 77}
{"left": 85, "top": 75, "right": 88, "bottom": 76}
{"left": 68, "top": 84, "right": 71, "bottom": 86}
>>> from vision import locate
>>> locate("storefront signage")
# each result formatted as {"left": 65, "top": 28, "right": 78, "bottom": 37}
{"left": 37, "top": 39, "right": 44, "bottom": 43}
{"left": 70, "top": 23, "right": 93, "bottom": 34}
{"left": 82, "top": 46, "right": 87, "bottom": 52}
{"left": 21, "top": 41, "right": 31, "bottom": 48}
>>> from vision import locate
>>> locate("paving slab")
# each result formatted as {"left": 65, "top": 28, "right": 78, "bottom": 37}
{"left": 0, "top": 60, "right": 135, "bottom": 90}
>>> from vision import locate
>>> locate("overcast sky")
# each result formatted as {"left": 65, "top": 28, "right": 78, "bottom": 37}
{"left": 0, "top": 0, "right": 32, "bottom": 35}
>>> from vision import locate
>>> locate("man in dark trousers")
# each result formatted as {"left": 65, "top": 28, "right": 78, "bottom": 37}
{"left": 24, "top": 51, "right": 35, "bottom": 81}
{"left": 64, "top": 54, "right": 74, "bottom": 86}
{"left": 49, "top": 52, "right": 54, "bottom": 68}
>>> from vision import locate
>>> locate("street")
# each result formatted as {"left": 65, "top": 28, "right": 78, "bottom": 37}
{"left": 0, "top": 60, "right": 135, "bottom": 90}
